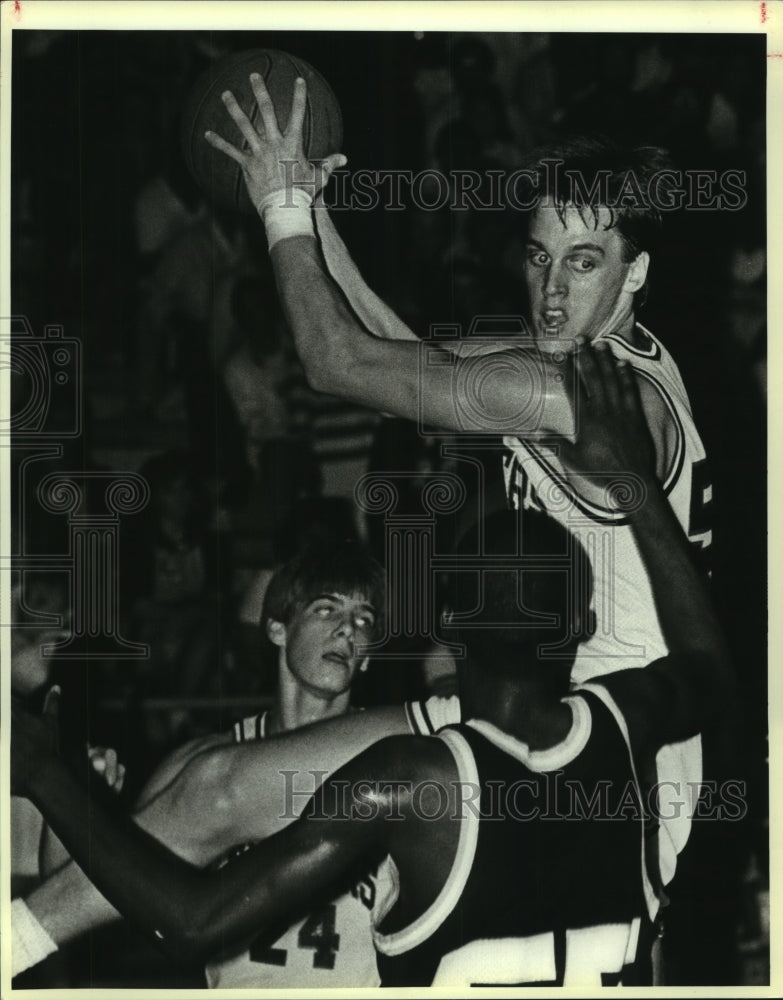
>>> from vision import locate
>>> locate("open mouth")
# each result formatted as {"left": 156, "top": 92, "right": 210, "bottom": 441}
{"left": 540, "top": 309, "right": 567, "bottom": 333}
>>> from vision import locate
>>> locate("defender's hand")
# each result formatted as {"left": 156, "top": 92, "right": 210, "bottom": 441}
{"left": 11, "top": 686, "right": 61, "bottom": 796}
{"left": 557, "top": 340, "right": 656, "bottom": 489}
{"left": 204, "top": 75, "right": 346, "bottom": 212}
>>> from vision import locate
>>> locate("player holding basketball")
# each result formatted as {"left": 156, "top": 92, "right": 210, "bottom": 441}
{"left": 11, "top": 77, "right": 712, "bottom": 977}
{"left": 203, "top": 76, "right": 712, "bottom": 886}
{"left": 12, "top": 345, "right": 733, "bottom": 986}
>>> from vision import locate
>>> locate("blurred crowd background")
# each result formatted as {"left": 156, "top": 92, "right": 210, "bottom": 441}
{"left": 9, "top": 29, "right": 767, "bottom": 986}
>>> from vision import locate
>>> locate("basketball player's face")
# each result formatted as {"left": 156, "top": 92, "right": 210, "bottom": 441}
{"left": 524, "top": 203, "right": 643, "bottom": 344}
{"left": 281, "top": 592, "right": 375, "bottom": 697}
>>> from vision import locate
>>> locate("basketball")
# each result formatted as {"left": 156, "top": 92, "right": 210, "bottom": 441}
{"left": 181, "top": 49, "right": 343, "bottom": 215}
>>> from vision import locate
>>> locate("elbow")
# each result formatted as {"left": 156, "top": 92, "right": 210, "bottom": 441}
{"left": 302, "top": 352, "right": 333, "bottom": 395}
{"left": 299, "top": 333, "right": 355, "bottom": 397}
{"left": 174, "top": 895, "right": 263, "bottom": 968}
{"left": 175, "top": 919, "right": 222, "bottom": 967}
{"left": 155, "top": 923, "right": 219, "bottom": 968}
{"left": 155, "top": 925, "right": 208, "bottom": 968}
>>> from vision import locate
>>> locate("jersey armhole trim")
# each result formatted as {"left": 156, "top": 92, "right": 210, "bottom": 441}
{"left": 372, "top": 728, "right": 480, "bottom": 957}
{"left": 577, "top": 683, "right": 659, "bottom": 922}
{"left": 633, "top": 368, "right": 685, "bottom": 495}
{"left": 405, "top": 696, "right": 461, "bottom": 735}
{"left": 599, "top": 323, "right": 661, "bottom": 360}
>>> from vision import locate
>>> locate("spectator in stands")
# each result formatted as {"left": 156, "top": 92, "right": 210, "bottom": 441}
{"left": 124, "top": 449, "right": 223, "bottom": 739}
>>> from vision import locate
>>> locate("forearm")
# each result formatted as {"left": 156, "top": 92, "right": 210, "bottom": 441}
{"left": 25, "top": 859, "right": 121, "bottom": 946}
{"left": 26, "top": 759, "right": 215, "bottom": 963}
{"left": 38, "top": 824, "right": 72, "bottom": 878}
{"left": 23, "top": 733, "right": 236, "bottom": 949}
{"left": 23, "top": 745, "right": 376, "bottom": 966}
{"left": 628, "top": 477, "right": 732, "bottom": 689}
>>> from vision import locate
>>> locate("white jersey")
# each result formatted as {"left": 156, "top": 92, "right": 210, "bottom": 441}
{"left": 204, "top": 712, "right": 386, "bottom": 988}
{"left": 500, "top": 323, "right": 711, "bottom": 891}
{"left": 503, "top": 324, "right": 711, "bottom": 676}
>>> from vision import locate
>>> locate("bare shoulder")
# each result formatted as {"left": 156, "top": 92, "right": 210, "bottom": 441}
{"left": 134, "top": 731, "right": 233, "bottom": 810}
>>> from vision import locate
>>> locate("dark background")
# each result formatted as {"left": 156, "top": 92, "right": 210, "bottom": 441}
{"left": 9, "top": 29, "right": 768, "bottom": 987}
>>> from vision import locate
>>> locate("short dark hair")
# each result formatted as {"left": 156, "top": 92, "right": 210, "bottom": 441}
{"left": 262, "top": 538, "right": 386, "bottom": 638}
{"left": 443, "top": 508, "right": 592, "bottom": 669}
{"left": 523, "top": 136, "right": 677, "bottom": 305}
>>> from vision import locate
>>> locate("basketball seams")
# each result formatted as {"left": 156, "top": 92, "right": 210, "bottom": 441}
{"left": 183, "top": 47, "right": 341, "bottom": 215}
{"left": 285, "top": 53, "right": 314, "bottom": 160}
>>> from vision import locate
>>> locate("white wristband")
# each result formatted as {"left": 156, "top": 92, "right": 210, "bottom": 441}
{"left": 258, "top": 187, "right": 314, "bottom": 250}
{"left": 11, "top": 898, "right": 58, "bottom": 977}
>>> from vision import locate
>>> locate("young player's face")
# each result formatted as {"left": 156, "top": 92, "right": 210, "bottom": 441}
{"left": 281, "top": 591, "right": 376, "bottom": 697}
{"left": 524, "top": 203, "right": 640, "bottom": 343}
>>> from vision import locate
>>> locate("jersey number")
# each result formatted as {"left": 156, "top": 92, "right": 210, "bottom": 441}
{"left": 688, "top": 458, "right": 712, "bottom": 541}
{"left": 687, "top": 458, "right": 713, "bottom": 575}
{"left": 250, "top": 904, "right": 340, "bottom": 970}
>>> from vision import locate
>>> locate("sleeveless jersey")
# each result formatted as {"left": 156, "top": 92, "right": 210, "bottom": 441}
{"left": 204, "top": 711, "right": 384, "bottom": 988}
{"left": 374, "top": 692, "right": 649, "bottom": 987}
{"left": 502, "top": 323, "right": 710, "bottom": 892}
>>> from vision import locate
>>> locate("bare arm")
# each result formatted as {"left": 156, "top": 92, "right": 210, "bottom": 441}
{"left": 21, "top": 699, "right": 409, "bottom": 950}
{"left": 15, "top": 713, "right": 422, "bottom": 966}
{"left": 23, "top": 731, "right": 233, "bottom": 945}
{"left": 558, "top": 344, "right": 733, "bottom": 747}
{"left": 133, "top": 730, "right": 233, "bottom": 811}
{"left": 206, "top": 76, "right": 576, "bottom": 438}
{"left": 271, "top": 236, "right": 578, "bottom": 436}
{"left": 134, "top": 703, "right": 411, "bottom": 858}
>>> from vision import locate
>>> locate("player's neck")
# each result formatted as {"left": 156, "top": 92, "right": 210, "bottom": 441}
{"left": 592, "top": 305, "right": 638, "bottom": 346}
{"left": 460, "top": 668, "right": 572, "bottom": 751}
{"left": 270, "top": 673, "right": 352, "bottom": 734}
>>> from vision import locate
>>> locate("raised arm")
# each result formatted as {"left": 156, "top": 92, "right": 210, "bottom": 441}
{"left": 557, "top": 343, "right": 733, "bottom": 747}
{"left": 205, "top": 75, "right": 576, "bottom": 437}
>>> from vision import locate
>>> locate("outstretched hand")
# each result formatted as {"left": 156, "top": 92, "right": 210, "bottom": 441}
{"left": 204, "top": 75, "right": 346, "bottom": 212}
{"left": 11, "top": 685, "right": 61, "bottom": 796}
{"left": 556, "top": 340, "right": 657, "bottom": 501}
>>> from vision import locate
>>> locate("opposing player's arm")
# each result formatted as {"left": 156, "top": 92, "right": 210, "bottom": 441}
{"left": 19, "top": 702, "right": 418, "bottom": 958}
{"left": 558, "top": 345, "right": 733, "bottom": 750}
{"left": 15, "top": 717, "right": 427, "bottom": 966}
{"left": 593, "top": 487, "right": 732, "bottom": 749}
{"left": 22, "top": 731, "right": 236, "bottom": 948}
